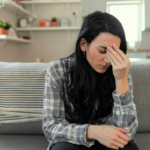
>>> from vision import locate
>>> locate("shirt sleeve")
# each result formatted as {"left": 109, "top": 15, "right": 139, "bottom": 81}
{"left": 108, "top": 70, "right": 138, "bottom": 140}
{"left": 42, "top": 66, "right": 95, "bottom": 148}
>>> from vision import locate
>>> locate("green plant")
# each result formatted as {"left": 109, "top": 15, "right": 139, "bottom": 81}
{"left": 51, "top": 17, "right": 57, "bottom": 22}
{"left": 0, "top": 20, "right": 6, "bottom": 28}
{"left": 4, "top": 22, "right": 11, "bottom": 29}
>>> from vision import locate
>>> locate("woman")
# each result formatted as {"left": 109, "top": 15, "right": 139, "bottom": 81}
{"left": 42, "top": 11, "right": 139, "bottom": 150}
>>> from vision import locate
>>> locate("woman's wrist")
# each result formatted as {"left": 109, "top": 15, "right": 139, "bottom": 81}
{"left": 86, "top": 125, "right": 98, "bottom": 140}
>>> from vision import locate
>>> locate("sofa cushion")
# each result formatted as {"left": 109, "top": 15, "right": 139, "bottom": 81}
{"left": 0, "top": 133, "right": 149, "bottom": 150}
{"left": 0, "top": 121, "right": 43, "bottom": 135}
{"left": 130, "top": 63, "right": 150, "bottom": 132}
{"left": 0, "top": 135, "right": 49, "bottom": 150}
{"left": 0, "top": 62, "right": 50, "bottom": 134}
{"left": 134, "top": 133, "right": 150, "bottom": 150}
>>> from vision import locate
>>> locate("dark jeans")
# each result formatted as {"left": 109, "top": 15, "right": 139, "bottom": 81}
{"left": 51, "top": 139, "right": 140, "bottom": 150}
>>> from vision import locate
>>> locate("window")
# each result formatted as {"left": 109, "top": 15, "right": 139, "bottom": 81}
{"left": 106, "top": 1, "right": 142, "bottom": 50}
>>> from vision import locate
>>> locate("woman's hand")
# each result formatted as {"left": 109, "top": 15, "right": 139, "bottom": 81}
{"left": 94, "top": 125, "right": 130, "bottom": 150}
{"left": 106, "top": 43, "right": 130, "bottom": 80}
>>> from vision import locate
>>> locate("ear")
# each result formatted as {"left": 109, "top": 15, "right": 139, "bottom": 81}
{"left": 80, "top": 38, "right": 88, "bottom": 52}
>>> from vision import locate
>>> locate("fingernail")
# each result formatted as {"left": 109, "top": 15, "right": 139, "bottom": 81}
{"left": 107, "top": 46, "right": 110, "bottom": 50}
{"left": 113, "top": 43, "right": 115, "bottom": 46}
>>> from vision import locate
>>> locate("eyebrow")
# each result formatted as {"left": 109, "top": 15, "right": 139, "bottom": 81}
{"left": 98, "top": 46, "right": 107, "bottom": 49}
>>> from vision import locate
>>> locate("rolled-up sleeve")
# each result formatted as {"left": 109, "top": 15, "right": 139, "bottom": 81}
{"left": 108, "top": 70, "right": 138, "bottom": 140}
{"left": 42, "top": 66, "right": 95, "bottom": 148}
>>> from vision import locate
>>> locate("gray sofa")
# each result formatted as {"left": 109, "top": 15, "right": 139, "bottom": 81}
{"left": 0, "top": 61, "right": 150, "bottom": 150}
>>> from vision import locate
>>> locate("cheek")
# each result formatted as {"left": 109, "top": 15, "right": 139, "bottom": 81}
{"left": 90, "top": 50, "right": 100, "bottom": 61}
{"left": 90, "top": 50, "right": 98, "bottom": 60}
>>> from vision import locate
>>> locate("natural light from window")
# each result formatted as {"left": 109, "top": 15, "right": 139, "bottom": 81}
{"left": 108, "top": 4, "right": 139, "bottom": 42}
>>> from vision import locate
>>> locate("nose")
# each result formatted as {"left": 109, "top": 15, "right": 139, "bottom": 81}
{"left": 104, "top": 53, "right": 110, "bottom": 64}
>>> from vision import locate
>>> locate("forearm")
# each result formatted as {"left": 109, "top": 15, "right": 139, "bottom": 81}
{"left": 86, "top": 125, "right": 100, "bottom": 140}
{"left": 43, "top": 119, "right": 94, "bottom": 147}
{"left": 86, "top": 125, "right": 94, "bottom": 140}
{"left": 115, "top": 78, "right": 129, "bottom": 95}
{"left": 108, "top": 71, "right": 138, "bottom": 140}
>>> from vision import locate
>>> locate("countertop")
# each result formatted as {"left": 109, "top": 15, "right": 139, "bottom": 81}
{"left": 127, "top": 49, "right": 150, "bottom": 52}
{"left": 129, "top": 58, "right": 150, "bottom": 64}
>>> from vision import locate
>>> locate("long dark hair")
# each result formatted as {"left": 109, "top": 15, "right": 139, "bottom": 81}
{"left": 60, "top": 11, "right": 127, "bottom": 124}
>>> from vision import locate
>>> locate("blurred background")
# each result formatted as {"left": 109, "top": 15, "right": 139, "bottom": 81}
{"left": 0, "top": 0, "right": 150, "bottom": 62}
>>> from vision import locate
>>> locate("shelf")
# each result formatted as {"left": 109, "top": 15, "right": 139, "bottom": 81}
{"left": 0, "top": 35, "right": 32, "bottom": 43}
{"left": 0, "top": 0, "right": 33, "bottom": 16}
{"left": 15, "top": 27, "right": 81, "bottom": 41}
{"left": 21, "top": 0, "right": 81, "bottom": 4}
{"left": 16, "top": 26, "right": 81, "bottom": 31}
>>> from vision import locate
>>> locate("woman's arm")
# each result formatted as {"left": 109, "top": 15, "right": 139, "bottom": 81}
{"left": 108, "top": 70, "right": 138, "bottom": 140}
{"left": 115, "top": 76, "right": 129, "bottom": 95}
{"left": 42, "top": 70, "right": 95, "bottom": 148}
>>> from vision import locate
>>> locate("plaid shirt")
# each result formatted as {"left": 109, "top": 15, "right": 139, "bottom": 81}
{"left": 42, "top": 56, "right": 138, "bottom": 150}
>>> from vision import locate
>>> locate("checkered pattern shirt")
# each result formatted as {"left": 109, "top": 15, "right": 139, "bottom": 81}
{"left": 42, "top": 56, "right": 138, "bottom": 150}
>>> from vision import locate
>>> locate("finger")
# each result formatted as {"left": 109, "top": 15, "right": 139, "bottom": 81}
{"left": 113, "top": 126, "right": 129, "bottom": 133}
{"left": 119, "top": 132, "right": 130, "bottom": 142}
{"left": 110, "top": 145, "right": 119, "bottom": 150}
{"left": 117, "top": 127, "right": 129, "bottom": 133}
{"left": 106, "top": 51, "right": 117, "bottom": 67}
{"left": 107, "top": 50, "right": 123, "bottom": 68}
{"left": 107, "top": 46, "right": 124, "bottom": 65}
{"left": 113, "top": 140, "right": 125, "bottom": 149}
{"left": 117, "top": 137, "right": 129, "bottom": 146}
{"left": 112, "top": 44, "right": 124, "bottom": 59}
{"left": 112, "top": 43, "right": 129, "bottom": 63}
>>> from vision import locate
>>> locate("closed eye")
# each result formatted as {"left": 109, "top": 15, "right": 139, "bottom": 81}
{"left": 99, "top": 51, "right": 106, "bottom": 54}
{"left": 98, "top": 47, "right": 107, "bottom": 54}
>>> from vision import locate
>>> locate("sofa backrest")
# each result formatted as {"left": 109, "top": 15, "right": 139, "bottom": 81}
{"left": 0, "top": 62, "right": 51, "bottom": 134}
{"left": 0, "top": 62, "right": 149, "bottom": 134}
{"left": 130, "top": 63, "right": 150, "bottom": 133}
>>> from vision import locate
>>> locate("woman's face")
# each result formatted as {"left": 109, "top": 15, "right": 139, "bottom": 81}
{"left": 81, "top": 32, "right": 121, "bottom": 74}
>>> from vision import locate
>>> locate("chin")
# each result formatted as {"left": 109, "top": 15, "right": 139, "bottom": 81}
{"left": 95, "top": 68, "right": 108, "bottom": 74}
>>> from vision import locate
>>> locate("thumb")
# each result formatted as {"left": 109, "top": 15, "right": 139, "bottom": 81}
{"left": 117, "top": 128, "right": 129, "bottom": 133}
{"left": 112, "top": 126, "right": 129, "bottom": 132}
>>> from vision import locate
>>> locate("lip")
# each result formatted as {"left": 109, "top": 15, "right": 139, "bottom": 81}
{"left": 100, "top": 65, "right": 108, "bottom": 69}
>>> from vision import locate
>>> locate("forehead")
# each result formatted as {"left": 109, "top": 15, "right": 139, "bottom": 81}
{"left": 93, "top": 32, "right": 121, "bottom": 48}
